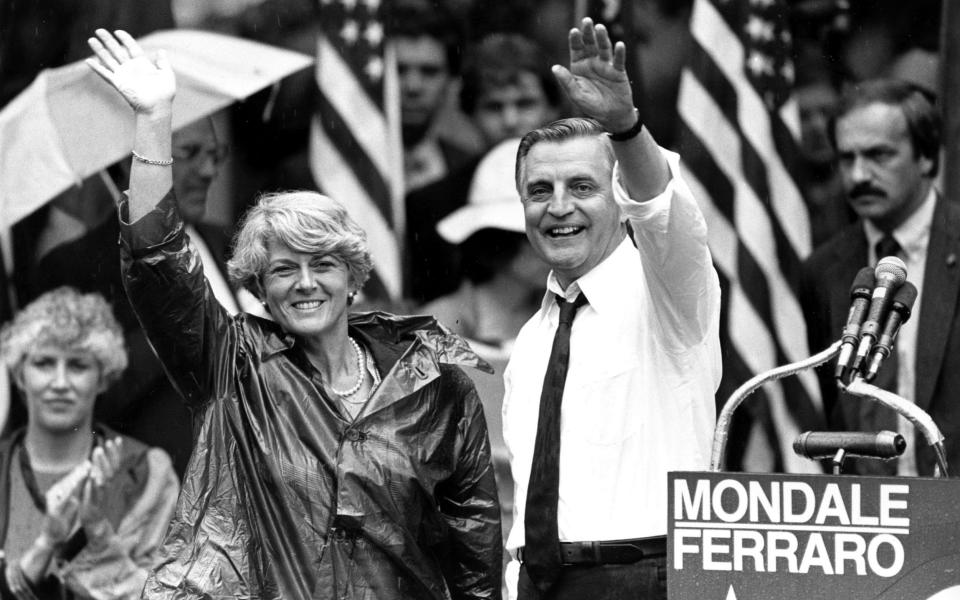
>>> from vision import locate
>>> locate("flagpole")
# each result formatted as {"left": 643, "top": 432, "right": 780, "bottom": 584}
{"left": 939, "top": 0, "right": 959, "bottom": 203}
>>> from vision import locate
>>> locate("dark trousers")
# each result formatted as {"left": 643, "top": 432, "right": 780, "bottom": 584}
{"left": 517, "top": 556, "right": 667, "bottom": 600}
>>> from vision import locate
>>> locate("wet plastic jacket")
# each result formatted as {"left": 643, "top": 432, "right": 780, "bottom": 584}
{"left": 120, "top": 192, "right": 502, "bottom": 599}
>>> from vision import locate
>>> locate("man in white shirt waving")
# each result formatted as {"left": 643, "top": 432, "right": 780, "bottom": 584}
{"left": 502, "top": 17, "right": 722, "bottom": 600}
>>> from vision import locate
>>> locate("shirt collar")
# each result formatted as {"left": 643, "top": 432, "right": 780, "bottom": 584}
{"left": 863, "top": 186, "right": 936, "bottom": 260}
{"left": 542, "top": 235, "right": 634, "bottom": 316}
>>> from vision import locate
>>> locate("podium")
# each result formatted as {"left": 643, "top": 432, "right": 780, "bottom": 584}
{"left": 667, "top": 471, "right": 960, "bottom": 598}
{"left": 668, "top": 340, "right": 960, "bottom": 598}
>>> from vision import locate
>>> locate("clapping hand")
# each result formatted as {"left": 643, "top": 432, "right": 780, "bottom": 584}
{"left": 86, "top": 29, "right": 176, "bottom": 116}
{"left": 552, "top": 18, "right": 636, "bottom": 134}
{"left": 41, "top": 438, "right": 123, "bottom": 545}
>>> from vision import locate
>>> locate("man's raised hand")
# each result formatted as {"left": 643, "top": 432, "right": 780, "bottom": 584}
{"left": 552, "top": 18, "right": 636, "bottom": 134}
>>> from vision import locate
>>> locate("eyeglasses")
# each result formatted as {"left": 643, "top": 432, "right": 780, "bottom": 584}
{"left": 172, "top": 143, "right": 230, "bottom": 165}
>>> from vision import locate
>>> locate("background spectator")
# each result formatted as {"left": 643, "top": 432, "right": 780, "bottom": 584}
{"left": 0, "top": 287, "right": 178, "bottom": 600}
{"left": 406, "top": 32, "right": 563, "bottom": 303}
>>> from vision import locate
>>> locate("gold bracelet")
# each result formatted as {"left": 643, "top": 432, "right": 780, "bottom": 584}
{"left": 131, "top": 150, "right": 173, "bottom": 166}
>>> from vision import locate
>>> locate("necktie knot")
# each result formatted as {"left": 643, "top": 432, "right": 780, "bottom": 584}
{"left": 556, "top": 293, "right": 588, "bottom": 326}
{"left": 875, "top": 234, "right": 902, "bottom": 261}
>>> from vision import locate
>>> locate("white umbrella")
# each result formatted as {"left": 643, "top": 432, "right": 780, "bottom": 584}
{"left": 0, "top": 29, "right": 314, "bottom": 226}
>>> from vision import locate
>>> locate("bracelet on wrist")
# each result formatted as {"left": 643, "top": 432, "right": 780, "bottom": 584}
{"left": 607, "top": 108, "right": 644, "bottom": 141}
{"left": 131, "top": 150, "right": 173, "bottom": 167}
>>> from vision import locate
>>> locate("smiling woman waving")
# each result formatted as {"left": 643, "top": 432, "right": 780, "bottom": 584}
{"left": 85, "top": 28, "right": 502, "bottom": 600}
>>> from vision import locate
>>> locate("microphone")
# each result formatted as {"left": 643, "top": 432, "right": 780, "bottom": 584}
{"left": 834, "top": 267, "right": 877, "bottom": 380}
{"left": 853, "top": 257, "right": 907, "bottom": 371}
{"left": 793, "top": 430, "right": 906, "bottom": 460}
{"left": 864, "top": 282, "right": 918, "bottom": 382}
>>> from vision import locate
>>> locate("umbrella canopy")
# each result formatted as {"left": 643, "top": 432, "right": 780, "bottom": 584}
{"left": 0, "top": 29, "right": 313, "bottom": 226}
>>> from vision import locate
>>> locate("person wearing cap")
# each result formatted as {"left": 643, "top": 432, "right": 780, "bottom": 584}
{"left": 502, "top": 18, "right": 721, "bottom": 600}
{"left": 421, "top": 137, "right": 548, "bottom": 354}
{"left": 420, "top": 138, "right": 548, "bottom": 572}
{"left": 406, "top": 33, "right": 563, "bottom": 304}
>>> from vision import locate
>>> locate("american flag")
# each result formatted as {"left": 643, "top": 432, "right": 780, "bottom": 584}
{"left": 678, "top": 0, "right": 824, "bottom": 472}
{"left": 312, "top": 0, "right": 405, "bottom": 301}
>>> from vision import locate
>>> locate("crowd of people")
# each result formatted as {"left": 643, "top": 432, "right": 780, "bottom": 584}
{"left": 0, "top": 0, "right": 950, "bottom": 598}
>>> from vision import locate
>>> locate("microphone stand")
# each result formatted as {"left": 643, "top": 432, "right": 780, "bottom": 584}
{"left": 842, "top": 377, "right": 950, "bottom": 477}
{"left": 710, "top": 340, "right": 841, "bottom": 472}
{"left": 709, "top": 339, "right": 950, "bottom": 477}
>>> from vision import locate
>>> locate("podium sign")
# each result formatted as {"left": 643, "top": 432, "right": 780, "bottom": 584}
{"left": 668, "top": 472, "right": 960, "bottom": 599}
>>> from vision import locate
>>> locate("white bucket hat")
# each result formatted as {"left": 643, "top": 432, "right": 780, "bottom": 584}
{"left": 436, "top": 137, "right": 525, "bottom": 244}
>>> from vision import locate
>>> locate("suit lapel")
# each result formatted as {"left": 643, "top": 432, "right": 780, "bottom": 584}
{"left": 915, "top": 196, "right": 960, "bottom": 411}
{"left": 826, "top": 225, "right": 869, "bottom": 341}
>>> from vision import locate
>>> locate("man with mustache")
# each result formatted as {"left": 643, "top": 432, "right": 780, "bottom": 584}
{"left": 799, "top": 78, "right": 960, "bottom": 476}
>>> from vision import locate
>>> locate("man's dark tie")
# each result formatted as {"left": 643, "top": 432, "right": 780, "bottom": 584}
{"left": 875, "top": 234, "right": 903, "bottom": 263}
{"left": 524, "top": 293, "right": 589, "bottom": 594}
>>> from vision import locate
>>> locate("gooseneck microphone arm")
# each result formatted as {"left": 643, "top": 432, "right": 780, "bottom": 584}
{"left": 709, "top": 340, "right": 842, "bottom": 472}
{"left": 843, "top": 377, "right": 949, "bottom": 477}
{"left": 709, "top": 342, "right": 950, "bottom": 477}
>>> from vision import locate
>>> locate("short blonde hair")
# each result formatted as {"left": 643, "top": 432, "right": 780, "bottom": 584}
{"left": 0, "top": 287, "right": 127, "bottom": 385}
{"left": 228, "top": 191, "right": 373, "bottom": 297}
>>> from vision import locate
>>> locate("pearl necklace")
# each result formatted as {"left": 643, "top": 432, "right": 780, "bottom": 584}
{"left": 328, "top": 337, "right": 365, "bottom": 397}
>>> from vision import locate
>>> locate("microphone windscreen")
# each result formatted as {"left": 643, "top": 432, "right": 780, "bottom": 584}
{"left": 850, "top": 266, "right": 876, "bottom": 296}
{"left": 875, "top": 256, "right": 907, "bottom": 285}
{"left": 891, "top": 282, "right": 918, "bottom": 316}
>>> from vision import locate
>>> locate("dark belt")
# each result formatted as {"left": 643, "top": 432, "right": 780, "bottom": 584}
{"left": 518, "top": 536, "right": 667, "bottom": 566}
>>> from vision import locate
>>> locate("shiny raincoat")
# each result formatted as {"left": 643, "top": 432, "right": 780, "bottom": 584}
{"left": 120, "top": 192, "right": 502, "bottom": 599}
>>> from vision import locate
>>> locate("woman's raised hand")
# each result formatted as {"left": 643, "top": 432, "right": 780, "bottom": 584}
{"left": 86, "top": 29, "right": 175, "bottom": 116}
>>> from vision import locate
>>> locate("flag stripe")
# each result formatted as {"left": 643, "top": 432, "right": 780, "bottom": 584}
{"left": 690, "top": 0, "right": 810, "bottom": 257}
{"left": 728, "top": 282, "right": 817, "bottom": 472}
{"left": 680, "top": 0, "right": 824, "bottom": 471}
{"left": 686, "top": 41, "right": 805, "bottom": 297}
{"left": 686, "top": 166, "right": 823, "bottom": 451}
{"left": 315, "top": 91, "right": 394, "bottom": 228}
{"left": 680, "top": 72, "right": 813, "bottom": 372}
{"left": 685, "top": 157, "right": 822, "bottom": 420}
{"left": 316, "top": 36, "right": 392, "bottom": 176}
{"left": 312, "top": 3, "right": 404, "bottom": 301}
{"left": 311, "top": 121, "right": 403, "bottom": 299}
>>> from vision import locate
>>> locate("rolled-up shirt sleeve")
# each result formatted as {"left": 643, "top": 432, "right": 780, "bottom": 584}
{"left": 612, "top": 148, "right": 721, "bottom": 350}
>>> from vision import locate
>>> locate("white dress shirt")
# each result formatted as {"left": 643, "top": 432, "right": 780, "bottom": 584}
{"left": 862, "top": 186, "right": 936, "bottom": 476}
{"left": 502, "top": 149, "right": 722, "bottom": 551}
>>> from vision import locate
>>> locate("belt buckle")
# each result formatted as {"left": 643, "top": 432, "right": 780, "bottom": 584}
{"left": 589, "top": 541, "right": 602, "bottom": 564}
{"left": 561, "top": 541, "right": 599, "bottom": 565}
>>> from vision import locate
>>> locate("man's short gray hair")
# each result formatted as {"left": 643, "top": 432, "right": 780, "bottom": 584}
{"left": 515, "top": 117, "right": 615, "bottom": 191}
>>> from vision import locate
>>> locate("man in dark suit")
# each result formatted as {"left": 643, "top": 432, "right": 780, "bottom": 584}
{"left": 800, "top": 79, "right": 959, "bottom": 476}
